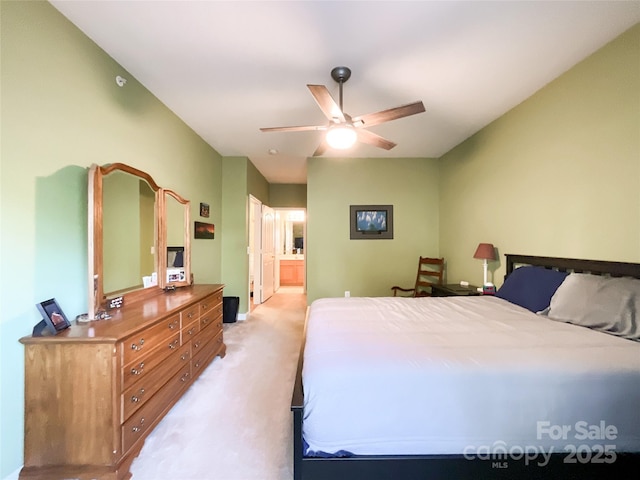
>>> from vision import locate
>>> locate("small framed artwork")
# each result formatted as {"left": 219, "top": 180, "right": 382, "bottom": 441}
{"left": 34, "top": 298, "right": 71, "bottom": 336}
{"left": 350, "top": 205, "right": 394, "bottom": 240}
{"left": 200, "top": 203, "right": 210, "bottom": 218}
{"left": 194, "top": 221, "right": 215, "bottom": 239}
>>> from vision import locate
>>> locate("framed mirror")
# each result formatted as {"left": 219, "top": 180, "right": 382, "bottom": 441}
{"left": 159, "top": 189, "right": 191, "bottom": 289}
{"left": 279, "top": 210, "right": 305, "bottom": 256}
{"left": 88, "top": 163, "right": 191, "bottom": 319}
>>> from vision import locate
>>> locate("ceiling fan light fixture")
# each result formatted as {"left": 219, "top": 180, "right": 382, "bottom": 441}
{"left": 261, "top": 66, "right": 425, "bottom": 156}
{"left": 326, "top": 124, "right": 357, "bottom": 150}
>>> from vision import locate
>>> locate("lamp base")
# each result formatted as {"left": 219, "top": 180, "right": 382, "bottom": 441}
{"left": 482, "top": 259, "right": 489, "bottom": 286}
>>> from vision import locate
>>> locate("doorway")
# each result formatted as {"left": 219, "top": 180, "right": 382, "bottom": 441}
{"left": 274, "top": 209, "right": 306, "bottom": 294}
{"left": 249, "top": 201, "right": 306, "bottom": 313}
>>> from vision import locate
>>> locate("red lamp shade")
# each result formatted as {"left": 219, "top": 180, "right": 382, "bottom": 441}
{"left": 473, "top": 243, "right": 496, "bottom": 261}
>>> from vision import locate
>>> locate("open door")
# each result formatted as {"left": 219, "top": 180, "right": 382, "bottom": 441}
{"left": 249, "top": 195, "right": 261, "bottom": 306}
{"left": 261, "top": 205, "right": 275, "bottom": 303}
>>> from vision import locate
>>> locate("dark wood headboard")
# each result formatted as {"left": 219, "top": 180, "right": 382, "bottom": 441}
{"left": 505, "top": 254, "right": 640, "bottom": 279}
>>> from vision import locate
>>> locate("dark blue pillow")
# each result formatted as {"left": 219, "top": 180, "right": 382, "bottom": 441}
{"left": 496, "top": 266, "right": 569, "bottom": 312}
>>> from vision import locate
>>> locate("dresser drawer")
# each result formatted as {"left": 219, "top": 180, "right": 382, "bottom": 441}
{"left": 192, "top": 330, "right": 222, "bottom": 377}
{"left": 181, "top": 316, "right": 200, "bottom": 346}
{"left": 181, "top": 304, "right": 199, "bottom": 325}
{"left": 122, "top": 363, "right": 191, "bottom": 454}
{"left": 200, "top": 291, "right": 223, "bottom": 315}
{"left": 121, "top": 342, "right": 191, "bottom": 422}
{"left": 200, "top": 308, "right": 222, "bottom": 331}
{"left": 191, "top": 321, "right": 219, "bottom": 355}
{"left": 122, "top": 331, "right": 180, "bottom": 390}
{"left": 121, "top": 313, "right": 181, "bottom": 366}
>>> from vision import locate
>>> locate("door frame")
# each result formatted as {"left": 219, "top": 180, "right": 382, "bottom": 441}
{"left": 261, "top": 204, "right": 276, "bottom": 303}
{"left": 249, "top": 195, "right": 262, "bottom": 305}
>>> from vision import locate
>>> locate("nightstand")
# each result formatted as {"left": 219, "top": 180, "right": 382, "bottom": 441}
{"left": 431, "top": 284, "right": 482, "bottom": 297}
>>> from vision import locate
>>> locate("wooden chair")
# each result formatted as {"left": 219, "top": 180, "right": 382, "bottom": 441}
{"left": 391, "top": 256, "right": 444, "bottom": 297}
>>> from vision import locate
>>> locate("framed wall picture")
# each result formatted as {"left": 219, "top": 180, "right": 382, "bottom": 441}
{"left": 194, "top": 221, "right": 215, "bottom": 239}
{"left": 199, "top": 203, "right": 210, "bottom": 218}
{"left": 350, "top": 205, "right": 394, "bottom": 240}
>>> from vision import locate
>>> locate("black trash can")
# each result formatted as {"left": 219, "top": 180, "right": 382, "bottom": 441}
{"left": 223, "top": 296, "right": 239, "bottom": 323}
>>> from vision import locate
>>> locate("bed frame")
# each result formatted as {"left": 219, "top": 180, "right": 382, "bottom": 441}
{"left": 291, "top": 254, "right": 640, "bottom": 480}
{"left": 505, "top": 254, "right": 640, "bottom": 279}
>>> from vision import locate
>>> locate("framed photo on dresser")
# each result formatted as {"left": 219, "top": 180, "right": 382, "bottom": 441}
{"left": 34, "top": 298, "right": 71, "bottom": 336}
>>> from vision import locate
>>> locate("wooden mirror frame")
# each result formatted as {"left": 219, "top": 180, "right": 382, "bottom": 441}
{"left": 88, "top": 163, "right": 192, "bottom": 319}
{"left": 158, "top": 189, "right": 192, "bottom": 290}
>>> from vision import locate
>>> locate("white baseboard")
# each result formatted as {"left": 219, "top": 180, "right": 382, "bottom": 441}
{"left": 3, "top": 466, "right": 21, "bottom": 480}
{"left": 237, "top": 312, "right": 247, "bottom": 321}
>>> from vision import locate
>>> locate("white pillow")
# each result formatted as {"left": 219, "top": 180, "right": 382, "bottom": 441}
{"left": 543, "top": 273, "right": 640, "bottom": 341}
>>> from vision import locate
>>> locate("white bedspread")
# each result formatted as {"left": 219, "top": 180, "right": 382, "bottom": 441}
{"left": 302, "top": 296, "right": 640, "bottom": 456}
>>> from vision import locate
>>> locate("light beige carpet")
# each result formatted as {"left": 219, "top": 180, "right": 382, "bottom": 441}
{"left": 130, "top": 290, "right": 306, "bottom": 480}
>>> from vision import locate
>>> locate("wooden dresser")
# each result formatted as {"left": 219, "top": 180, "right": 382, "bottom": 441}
{"left": 19, "top": 284, "right": 225, "bottom": 480}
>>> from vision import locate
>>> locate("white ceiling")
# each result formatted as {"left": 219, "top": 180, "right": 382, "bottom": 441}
{"left": 50, "top": 1, "right": 640, "bottom": 184}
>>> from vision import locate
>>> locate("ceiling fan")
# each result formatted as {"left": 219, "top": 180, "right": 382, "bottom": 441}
{"left": 260, "top": 66, "right": 426, "bottom": 156}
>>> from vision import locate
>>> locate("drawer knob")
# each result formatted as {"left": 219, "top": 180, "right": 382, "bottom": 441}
{"left": 202, "top": 303, "right": 208, "bottom": 309}
{"left": 180, "top": 353, "right": 189, "bottom": 361}
{"left": 181, "top": 372, "right": 190, "bottom": 383}
{"left": 131, "top": 362, "right": 145, "bottom": 375}
{"left": 168, "top": 339, "right": 179, "bottom": 350}
{"left": 194, "top": 341, "right": 201, "bottom": 348}
{"left": 187, "top": 328, "right": 195, "bottom": 335}
{"left": 131, "top": 388, "right": 145, "bottom": 403}
{"left": 169, "top": 320, "right": 179, "bottom": 330}
{"left": 187, "top": 312, "right": 194, "bottom": 319}
{"left": 131, "top": 339, "right": 145, "bottom": 351}
{"left": 132, "top": 417, "right": 145, "bottom": 433}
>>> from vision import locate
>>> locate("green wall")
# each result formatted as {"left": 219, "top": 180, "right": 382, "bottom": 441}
{"left": 247, "top": 160, "right": 270, "bottom": 204}
{"left": 270, "top": 183, "right": 307, "bottom": 208}
{"left": 439, "top": 23, "right": 640, "bottom": 287}
{"left": 220, "top": 156, "right": 269, "bottom": 314}
{"left": 0, "top": 2, "right": 222, "bottom": 476}
{"left": 306, "top": 157, "right": 439, "bottom": 302}
{"left": 221, "top": 157, "right": 249, "bottom": 313}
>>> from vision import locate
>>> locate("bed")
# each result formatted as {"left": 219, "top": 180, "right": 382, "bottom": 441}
{"left": 291, "top": 254, "right": 640, "bottom": 479}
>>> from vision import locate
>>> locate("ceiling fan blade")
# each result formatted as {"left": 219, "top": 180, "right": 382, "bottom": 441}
{"left": 357, "top": 129, "right": 397, "bottom": 150}
{"left": 307, "top": 85, "right": 345, "bottom": 123}
{"left": 352, "top": 101, "right": 425, "bottom": 128}
{"left": 313, "top": 140, "right": 329, "bottom": 157}
{"left": 260, "top": 125, "right": 326, "bottom": 133}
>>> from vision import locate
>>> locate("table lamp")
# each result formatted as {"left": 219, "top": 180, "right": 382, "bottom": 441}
{"left": 473, "top": 243, "right": 496, "bottom": 286}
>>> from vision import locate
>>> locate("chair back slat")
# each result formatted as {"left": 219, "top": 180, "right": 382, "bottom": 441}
{"left": 391, "top": 256, "right": 444, "bottom": 297}
{"left": 414, "top": 257, "right": 444, "bottom": 297}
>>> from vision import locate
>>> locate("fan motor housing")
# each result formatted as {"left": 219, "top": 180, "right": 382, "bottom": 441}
{"left": 331, "top": 66, "right": 351, "bottom": 84}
